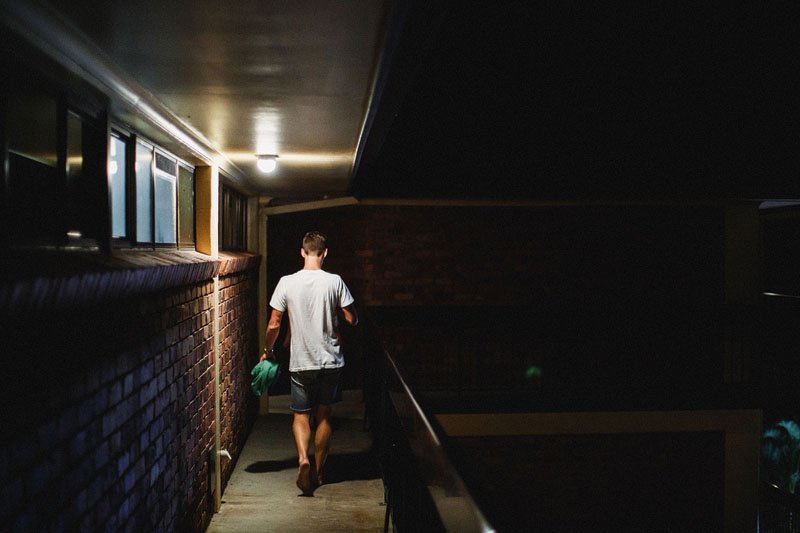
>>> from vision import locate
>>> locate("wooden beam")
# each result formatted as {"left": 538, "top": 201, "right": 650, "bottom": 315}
{"left": 195, "top": 165, "right": 218, "bottom": 257}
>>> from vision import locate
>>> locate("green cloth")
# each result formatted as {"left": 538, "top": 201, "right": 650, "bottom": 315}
{"left": 250, "top": 359, "right": 281, "bottom": 397}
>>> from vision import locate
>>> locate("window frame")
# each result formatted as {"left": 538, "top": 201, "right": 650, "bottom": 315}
{"left": 1, "top": 83, "right": 107, "bottom": 250}
{"left": 1, "top": 39, "right": 110, "bottom": 252}
{"left": 107, "top": 125, "right": 196, "bottom": 251}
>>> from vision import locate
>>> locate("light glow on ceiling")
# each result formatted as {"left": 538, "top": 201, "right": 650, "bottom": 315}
{"left": 228, "top": 151, "right": 352, "bottom": 166}
{"left": 254, "top": 109, "right": 282, "bottom": 157}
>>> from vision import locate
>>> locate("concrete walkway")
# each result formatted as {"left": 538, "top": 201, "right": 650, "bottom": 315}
{"left": 207, "top": 392, "right": 386, "bottom": 532}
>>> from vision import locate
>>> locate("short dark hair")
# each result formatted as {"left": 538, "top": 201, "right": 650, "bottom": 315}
{"left": 302, "top": 231, "right": 327, "bottom": 256}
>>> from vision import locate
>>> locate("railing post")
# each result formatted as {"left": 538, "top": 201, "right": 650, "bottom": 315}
{"left": 363, "top": 314, "right": 488, "bottom": 533}
{"left": 380, "top": 359, "right": 392, "bottom": 532}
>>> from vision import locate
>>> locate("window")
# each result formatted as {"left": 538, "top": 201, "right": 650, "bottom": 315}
{"left": 154, "top": 151, "right": 177, "bottom": 244}
{"left": 109, "top": 131, "right": 194, "bottom": 249}
{"left": 220, "top": 185, "right": 247, "bottom": 251}
{"left": 63, "top": 110, "right": 103, "bottom": 244}
{"left": 4, "top": 88, "right": 59, "bottom": 245}
{"left": 108, "top": 134, "right": 127, "bottom": 238}
{"left": 1, "top": 55, "right": 193, "bottom": 252}
{"left": 177, "top": 164, "right": 195, "bottom": 247}
{"left": 1, "top": 70, "right": 105, "bottom": 249}
{"left": 65, "top": 111, "right": 84, "bottom": 237}
{"left": 135, "top": 140, "right": 153, "bottom": 243}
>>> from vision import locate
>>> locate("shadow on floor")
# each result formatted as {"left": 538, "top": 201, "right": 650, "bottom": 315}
{"left": 245, "top": 449, "right": 381, "bottom": 484}
{"left": 245, "top": 459, "right": 296, "bottom": 473}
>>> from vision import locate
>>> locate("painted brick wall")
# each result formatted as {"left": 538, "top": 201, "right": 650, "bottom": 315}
{"left": 0, "top": 253, "right": 259, "bottom": 532}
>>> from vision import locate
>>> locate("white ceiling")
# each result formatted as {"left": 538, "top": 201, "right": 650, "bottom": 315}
{"left": 7, "top": 0, "right": 392, "bottom": 201}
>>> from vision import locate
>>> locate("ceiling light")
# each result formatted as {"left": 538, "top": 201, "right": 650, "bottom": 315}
{"left": 257, "top": 154, "right": 278, "bottom": 173}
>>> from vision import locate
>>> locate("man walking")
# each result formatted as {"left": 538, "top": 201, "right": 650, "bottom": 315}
{"left": 261, "top": 231, "right": 358, "bottom": 495}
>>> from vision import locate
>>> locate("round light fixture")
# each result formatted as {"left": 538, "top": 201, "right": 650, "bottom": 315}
{"left": 257, "top": 154, "right": 278, "bottom": 173}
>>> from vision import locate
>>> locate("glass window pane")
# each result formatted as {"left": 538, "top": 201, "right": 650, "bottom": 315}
{"left": 178, "top": 165, "right": 195, "bottom": 245}
{"left": 5, "top": 89, "right": 59, "bottom": 245}
{"left": 135, "top": 141, "right": 153, "bottom": 242}
{"left": 65, "top": 112, "right": 83, "bottom": 240}
{"left": 7, "top": 91, "right": 58, "bottom": 168}
{"left": 154, "top": 170, "right": 176, "bottom": 244}
{"left": 109, "top": 135, "right": 126, "bottom": 238}
{"left": 66, "top": 113, "right": 83, "bottom": 182}
{"left": 220, "top": 185, "right": 246, "bottom": 251}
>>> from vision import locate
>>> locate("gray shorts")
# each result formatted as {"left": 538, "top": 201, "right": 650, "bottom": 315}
{"left": 290, "top": 368, "right": 342, "bottom": 412}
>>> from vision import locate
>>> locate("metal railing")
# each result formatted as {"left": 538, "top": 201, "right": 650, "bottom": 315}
{"left": 363, "top": 319, "right": 495, "bottom": 533}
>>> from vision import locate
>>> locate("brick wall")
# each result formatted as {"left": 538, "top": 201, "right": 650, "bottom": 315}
{"left": 218, "top": 268, "right": 260, "bottom": 489}
{"left": 267, "top": 204, "right": 724, "bottom": 309}
{"left": 0, "top": 252, "right": 260, "bottom": 532}
{"left": 267, "top": 204, "right": 731, "bottom": 405}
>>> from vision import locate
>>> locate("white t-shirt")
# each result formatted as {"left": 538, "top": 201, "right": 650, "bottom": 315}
{"left": 269, "top": 269, "right": 355, "bottom": 372}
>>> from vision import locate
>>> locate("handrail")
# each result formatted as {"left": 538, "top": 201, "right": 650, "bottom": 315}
{"left": 760, "top": 481, "right": 800, "bottom": 532}
{"left": 365, "top": 318, "right": 495, "bottom": 533}
{"left": 383, "top": 351, "right": 442, "bottom": 447}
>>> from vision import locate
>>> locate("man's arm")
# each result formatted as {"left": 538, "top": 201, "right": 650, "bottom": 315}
{"left": 341, "top": 304, "right": 358, "bottom": 326}
{"left": 260, "top": 309, "right": 283, "bottom": 361}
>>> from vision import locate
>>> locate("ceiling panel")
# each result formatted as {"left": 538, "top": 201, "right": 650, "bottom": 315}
{"left": 48, "top": 0, "right": 390, "bottom": 200}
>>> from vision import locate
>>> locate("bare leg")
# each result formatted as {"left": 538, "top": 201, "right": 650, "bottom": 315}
{"left": 292, "top": 412, "right": 313, "bottom": 494}
{"left": 313, "top": 404, "right": 333, "bottom": 485}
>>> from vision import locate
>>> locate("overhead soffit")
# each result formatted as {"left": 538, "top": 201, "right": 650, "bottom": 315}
{"left": 48, "top": 0, "right": 390, "bottom": 199}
